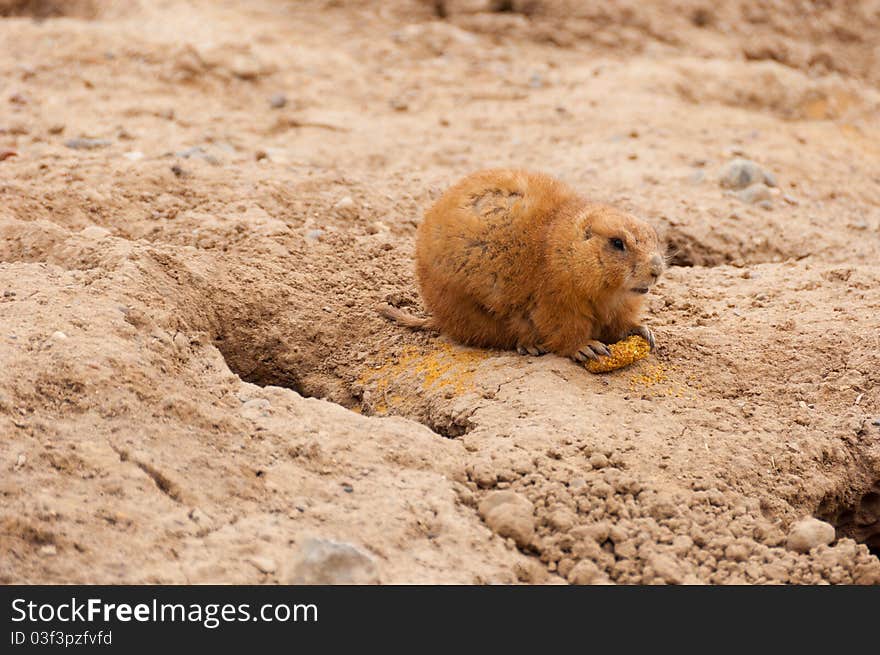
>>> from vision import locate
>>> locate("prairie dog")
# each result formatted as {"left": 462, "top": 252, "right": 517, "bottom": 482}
{"left": 383, "top": 169, "right": 665, "bottom": 361}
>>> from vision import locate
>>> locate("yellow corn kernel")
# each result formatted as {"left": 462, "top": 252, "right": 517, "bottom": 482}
{"left": 585, "top": 335, "right": 651, "bottom": 373}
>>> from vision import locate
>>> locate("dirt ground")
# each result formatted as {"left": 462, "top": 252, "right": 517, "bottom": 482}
{"left": 2, "top": 0, "right": 879, "bottom": 584}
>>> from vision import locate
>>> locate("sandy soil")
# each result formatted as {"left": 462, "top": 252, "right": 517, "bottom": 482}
{"left": 2, "top": 0, "right": 879, "bottom": 584}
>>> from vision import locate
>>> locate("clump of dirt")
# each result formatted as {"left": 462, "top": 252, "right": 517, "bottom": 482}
{"left": 1, "top": 0, "right": 879, "bottom": 584}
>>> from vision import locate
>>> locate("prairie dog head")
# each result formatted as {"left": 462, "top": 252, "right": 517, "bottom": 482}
{"left": 552, "top": 203, "right": 665, "bottom": 299}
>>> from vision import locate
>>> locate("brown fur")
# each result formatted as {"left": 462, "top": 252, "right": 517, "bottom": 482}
{"left": 388, "top": 169, "right": 665, "bottom": 361}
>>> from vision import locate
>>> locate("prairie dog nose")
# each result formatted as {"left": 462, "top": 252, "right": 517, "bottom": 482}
{"left": 649, "top": 254, "right": 664, "bottom": 278}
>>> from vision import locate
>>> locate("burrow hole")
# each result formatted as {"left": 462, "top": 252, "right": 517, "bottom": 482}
{"left": 819, "top": 481, "right": 880, "bottom": 559}
{"left": 0, "top": 0, "right": 99, "bottom": 19}
{"left": 213, "top": 333, "right": 473, "bottom": 439}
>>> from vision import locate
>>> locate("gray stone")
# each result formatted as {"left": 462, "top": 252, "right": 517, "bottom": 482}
{"left": 287, "top": 538, "right": 378, "bottom": 584}
{"left": 241, "top": 398, "right": 271, "bottom": 418}
{"left": 719, "top": 158, "right": 776, "bottom": 190}
{"left": 269, "top": 93, "right": 287, "bottom": 109}
{"left": 737, "top": 183, "right": 773, "bottom": 205}
{"left": 65, "top": 138, "right": 112, "bottom": 150}
{"left": 175, "top": 146, "right": 220, "bottom": 165}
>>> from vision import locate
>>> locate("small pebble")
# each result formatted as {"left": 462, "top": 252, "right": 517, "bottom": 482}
{"left": 240, "top": 398, "right": 271, "bottom": 420}
{"left": 175, "top": 146, "right": 220, "bottom": 165}
{"left": 65, "top": 138, "right": 112, "bottom": 150}
{"left": 123, "top": 150, "right": 144, "bottom": 161}
{"left": 51, "top": 331, "right": 68, "bottom": 340}
{"left": 333, "top": 196, "right": 358, "bottom": 220}
{"left": 305, "top": 229, "right": 325, "bottom": 241}
{"left": 39, "top": 545, "right": 57, "bottom": 556}
{"left": 172, "top": 332, "right": 189, "bottom": 352}
{"left": 269, "top": 93, "right": 287, "bottom": 109}
{"left": 737, "top": 183, "right": 773, "bottom": 206}
{"left": 719, "top": 158, "right": 776, "bottom": 190}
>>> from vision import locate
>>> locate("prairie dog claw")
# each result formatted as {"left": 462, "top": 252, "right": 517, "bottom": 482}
{"left": 628, "top": 325, "right": 656, "bottom": 350}
{"left": 573, "top": 340, "right": 611, "bottom": 362}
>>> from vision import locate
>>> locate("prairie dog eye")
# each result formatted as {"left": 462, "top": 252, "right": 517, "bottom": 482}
{"left": 610, "top": 237, "right": 626, "bottom": 251}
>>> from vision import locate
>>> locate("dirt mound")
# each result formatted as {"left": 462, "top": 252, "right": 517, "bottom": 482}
{"left": 436, "top": 0, "right": 880, "bottom": 87}
{"left": 1, "top": 0, "right": 879, "bottom": 583}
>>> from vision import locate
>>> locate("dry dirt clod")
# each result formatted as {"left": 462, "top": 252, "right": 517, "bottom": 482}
{"left": 567, "top": 559, "right": 612, "bottom": 585}
{"left": 478, "top": 490, "right": 535, "bottom": 548}
{"left": 786, "top": 518, "right": 836, "bottom": 553}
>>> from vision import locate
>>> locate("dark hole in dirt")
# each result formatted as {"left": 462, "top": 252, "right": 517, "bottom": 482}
{"left": 820, "top": 482, "right": 880, "bottom": 559}
{"left": 0, "top": 0, "right": 97, "bottom": 18}
{"left": 217, "top": 343, "right": 308, "bottom": 397}
{"left": 217, "top": 334, "right": 475, "bottom": 439}
{"left": 211, "top": 328, "right": 323, "bottom": 400}
{"left": 691, "top": 8, "right": 713, "bottom": 28}
{"left": 427, "top": 417, "right": 472, "bottom": 439}
{"left": 435, "top": 0, "right": 528, "bottom": 18}
{"left": 664, "top": 229, "right": 728, "bottom": 268}
{"left": 210, "top": 303, "right": 477, "bottom": 439}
